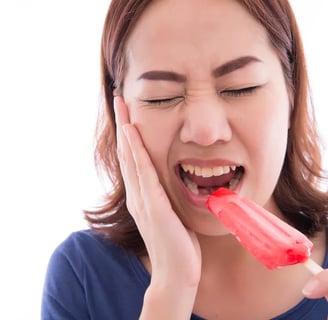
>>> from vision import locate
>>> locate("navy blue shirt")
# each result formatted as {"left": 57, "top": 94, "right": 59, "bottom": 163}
{"left": 41, "top": 229, "right": 328, "bottom": 319}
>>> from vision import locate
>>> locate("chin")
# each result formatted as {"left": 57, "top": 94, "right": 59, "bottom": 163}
{"left": 179, "top": 209, "right": 232, "bottom": 237}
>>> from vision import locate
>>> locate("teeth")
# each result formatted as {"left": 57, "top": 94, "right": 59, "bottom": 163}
{"left": 181, "top": 164, "right": 243, "bottom": 194}
{"left": 229, "top": 177, "right": 239, "bottom": 189}
{"left": 213, "top": 166, "right": 223, "bottom": 176}
{"left": 201, "top": 167, "right": 213, "bottom": 178}
{"left": 181, "top": 164, "right": 237, "bottom": 178}
{"left": 229, "top": 167, "right": 243, "bottom": 190}
{"left": 195, "top": 166, "right": 202, "bottom": 176}
{"left": 182, "top": 174, "right": 199, "bottom": 195}
{"left": 222, "top": 166, "right": 230, "bottom": 174}
{"left": 181, "top": 163, "right": 195, "bottom": 174}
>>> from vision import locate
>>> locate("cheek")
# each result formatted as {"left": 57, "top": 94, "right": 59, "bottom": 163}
{"left": 242, "top": 89, "right": 290, "bottom": 150}
{"left": 250, "top": 121, "right": 288, "bottom": 169}
{"left": 130, "top": 109, "right": 178, "bottom": 171}
{"left": 242, "top": 99, "right": 289, "bottom": 202}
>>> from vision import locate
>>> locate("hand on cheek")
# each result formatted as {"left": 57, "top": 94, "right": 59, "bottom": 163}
{"left": 114, "top": 96, "right": 170, "bottom": 221}
{"left": 113, "top": 96, "right": 201, "bottom": 291}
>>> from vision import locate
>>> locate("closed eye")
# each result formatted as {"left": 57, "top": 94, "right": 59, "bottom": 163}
{"left": 220, "top": 86, "right": 259, "bottom": 97}
{"left": 141, "top": 96, "right": 184, "bottom": 106}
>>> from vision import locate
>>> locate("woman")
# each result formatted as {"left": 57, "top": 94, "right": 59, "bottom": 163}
{"left": 42, "top": 0, "right": 328, "bottom": 319}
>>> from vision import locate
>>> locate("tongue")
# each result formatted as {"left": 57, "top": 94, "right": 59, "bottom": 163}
{"left": 186, "top": 171, "right": 234, "bottom": 188}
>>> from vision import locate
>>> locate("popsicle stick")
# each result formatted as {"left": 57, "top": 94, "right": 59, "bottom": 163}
{"left": 303, "top": 258, "right": 324, "bottom": 275}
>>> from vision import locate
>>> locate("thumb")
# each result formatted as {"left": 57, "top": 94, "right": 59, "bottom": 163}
{"left": 302, "top": 269, "right": 328, "bottom": 300}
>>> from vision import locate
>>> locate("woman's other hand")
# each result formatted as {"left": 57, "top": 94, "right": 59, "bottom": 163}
{"left": 303, "top": 268, "right": 328, "bottom": 301}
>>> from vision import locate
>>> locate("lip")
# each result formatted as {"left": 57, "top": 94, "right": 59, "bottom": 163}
{"left": 175, "top": 162, "right": 243, "bottom": 209}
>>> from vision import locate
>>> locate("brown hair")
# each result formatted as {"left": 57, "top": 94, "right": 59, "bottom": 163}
{"left": 85, "top": 0, "right": 328, "bottom": 256}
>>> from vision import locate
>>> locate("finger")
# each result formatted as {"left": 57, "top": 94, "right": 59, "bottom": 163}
{"left": 113, "top": 96, "right": 130, "bottom": 152}
{"left": 113, "top": 97, "right": 141, "bottom": 211}
{"left": 114, "top": 97, "right": 169, "bottom": 212}
{"left": 113, "top": 96, "right": 129, "bottom": 127}
{"left": 114, "top": 96, "right": 131, "bottom": 169}
{"left": 302, "top": 269, "right": 328, "bottom": 300}
{"left": 123, "top": 123, "right": 172, "bottom": 213}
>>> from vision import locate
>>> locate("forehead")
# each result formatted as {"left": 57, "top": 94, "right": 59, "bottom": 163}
{"left": 125, "top": 0, "right": 272, "bottom": 74}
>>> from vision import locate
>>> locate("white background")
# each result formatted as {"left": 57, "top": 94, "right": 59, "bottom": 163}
{"left": 0, "top": 1, "right": 327, "bottom": 319}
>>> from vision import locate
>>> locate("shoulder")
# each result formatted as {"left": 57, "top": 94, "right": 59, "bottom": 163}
{"left": 46, "top": 229, "right": 138, "bottom": 281}
{"left": 42, "top": 229, "right": 149, "bottom": 319}
{"left": 53, "top": 229, "right": 123, "bottom": 259}
{"left": 54, "top": 228, "right": 121, "bottom": 255}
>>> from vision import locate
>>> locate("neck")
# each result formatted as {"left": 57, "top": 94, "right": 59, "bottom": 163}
{"left": 197, "top": 233, "right": 256, "bottom": 270}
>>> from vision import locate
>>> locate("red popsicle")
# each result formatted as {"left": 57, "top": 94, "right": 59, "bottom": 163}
{"left": 207, "top": 188, "right": 323, "bottom": 274}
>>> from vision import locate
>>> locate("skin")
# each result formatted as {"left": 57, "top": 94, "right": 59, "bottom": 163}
{"left": 114, "top": 0, "right": 328, "bottom": 318}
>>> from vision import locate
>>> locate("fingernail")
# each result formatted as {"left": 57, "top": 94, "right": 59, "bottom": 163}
{"left": 302, "top": 279, "right": 320, "bottom": 296}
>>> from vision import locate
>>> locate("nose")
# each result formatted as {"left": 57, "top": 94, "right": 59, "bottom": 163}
{"left": 179, "top": 96, "right": 232, "bottom": 146}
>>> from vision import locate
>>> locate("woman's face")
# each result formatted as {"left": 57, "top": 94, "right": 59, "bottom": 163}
{"left": 122, "top": 0, "right": 290, "bottom": 235}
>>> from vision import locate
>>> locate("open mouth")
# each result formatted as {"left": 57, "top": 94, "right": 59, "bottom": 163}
{"left": 178, "top": 163, "right": 244, "bottom": 196}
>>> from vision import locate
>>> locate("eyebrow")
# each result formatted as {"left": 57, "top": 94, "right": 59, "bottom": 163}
{"left": 137, "top": 55, "right": 262, "bottom": 82}
{"left": 213, "top": 56, "right": 262, "bottom": 77}
{"left": 137, "top": 70, "right": 187, "bottom": 82}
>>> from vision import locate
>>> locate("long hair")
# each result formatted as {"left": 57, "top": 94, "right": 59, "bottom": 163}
{"left": 85, "top": 0, "right": 328, "bottom": 256}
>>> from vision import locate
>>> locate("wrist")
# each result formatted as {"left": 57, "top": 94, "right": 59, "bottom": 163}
{"left": 139, "top": 282, "right": 198, "bottom": 319}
